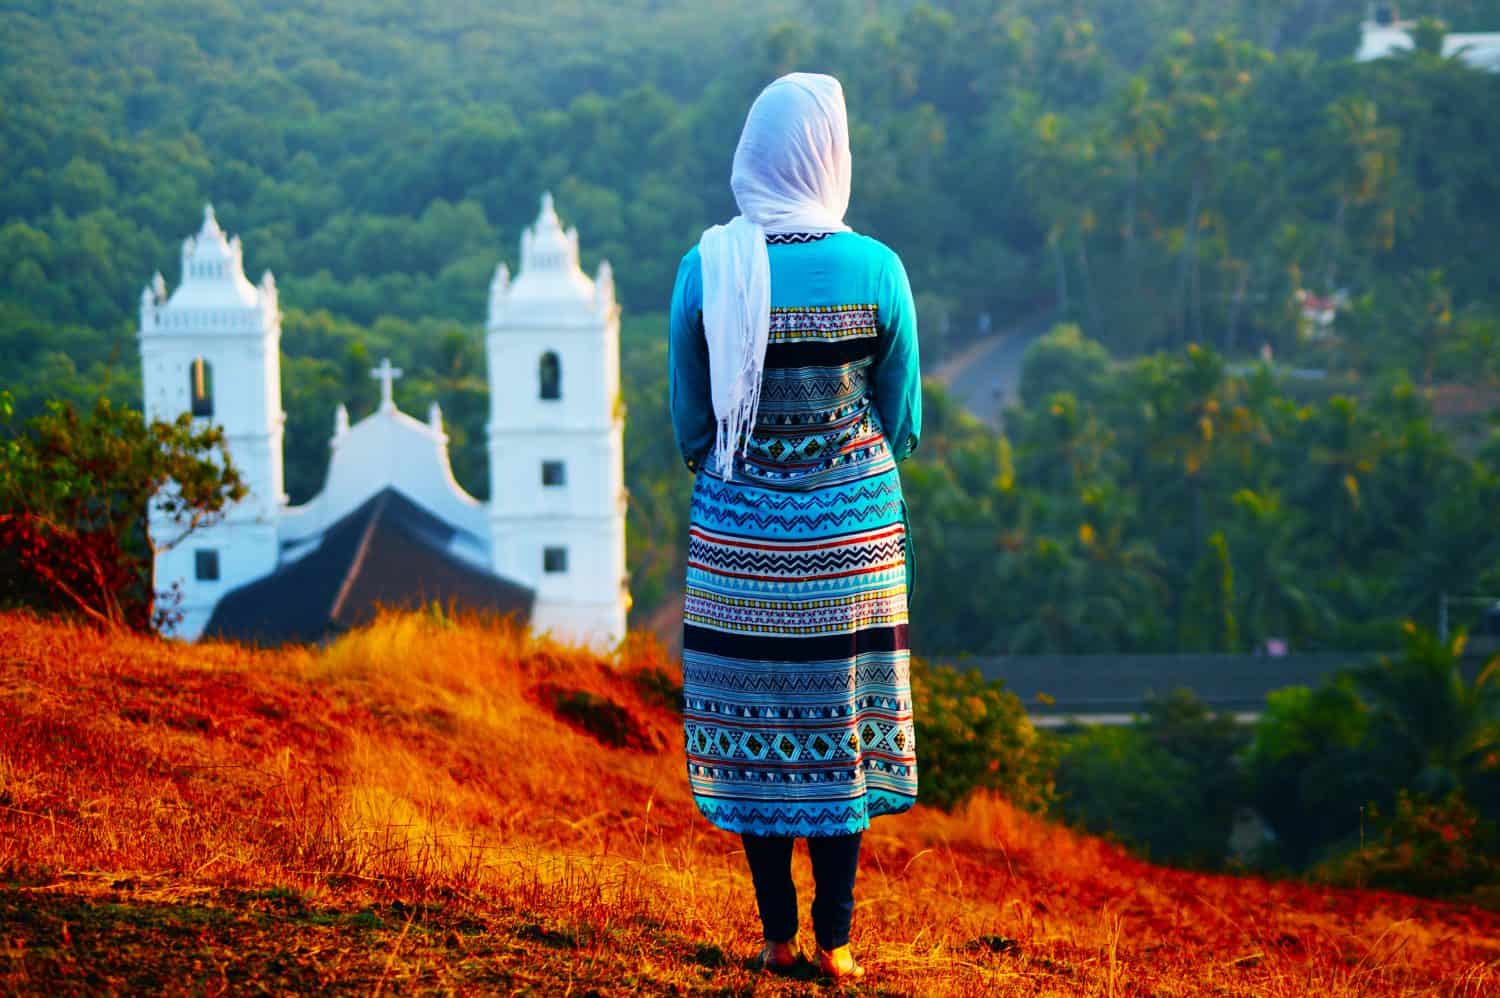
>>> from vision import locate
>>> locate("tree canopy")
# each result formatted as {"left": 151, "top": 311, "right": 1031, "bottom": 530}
{"left": 2, "top": 0, "right": 1498, "bottom": 652}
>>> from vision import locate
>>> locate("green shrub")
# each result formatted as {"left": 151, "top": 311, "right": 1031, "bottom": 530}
{"left": 1018, "top": 323, "right": 1113, "bottom": 407}
{"left": 1243, "top": 623, "right": 1500, "bottom": 871}
{"left": 1053, "top": 689, "right": 1248, "bottom": 868}
{"left": 909, "top": 657, "right": 1057, "bottom": 813}
{"left": 1241, "top": 679, "right": 1389, "bottom": 868}
{"left": 1317, "top": 788, "right": 1500, "bottom": 906}
{"left": 1054, "top": 725, "right": 1200, "bottom": 857}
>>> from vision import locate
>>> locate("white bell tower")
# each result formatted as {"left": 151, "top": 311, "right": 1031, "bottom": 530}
{"left": 138, "top": 204, "right": 285, "bottom": 639}
{"left": 486, "top": 193, "right": 628, "bottom": 645}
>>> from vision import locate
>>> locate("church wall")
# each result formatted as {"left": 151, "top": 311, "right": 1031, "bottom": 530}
{"left": 152, "top": 518, "right": 279, "bottom": 639}
{"left": 531, "top": 597, "right": 628, "bottom": 650}
{"left": 484, "top": 327, "right": 615, "bottom": 435}
{"left": 487, "top": 429, "right": 623, "bottom": 520}
{"left": 280, "top": 404, "right": 488, "bottom": 544}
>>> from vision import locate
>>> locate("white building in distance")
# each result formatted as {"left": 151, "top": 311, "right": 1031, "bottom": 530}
{"left": 486, "top": 193, "right": 628, "bottom": 643}
{"left": 1357, "top": 6, "right": 1500, "bottom": 71}
{"left": 138, "top": 196, "right": 628, "bottom": 647}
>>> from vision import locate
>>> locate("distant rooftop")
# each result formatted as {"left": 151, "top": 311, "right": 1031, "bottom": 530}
{"left": 938, "top": 650, "right": 1491, "bottom": 725}
{"left": 1357, "top": 13, "right": 1500, "bottom": 71}
{"left": 205, "top": 487, "right": 533, "bottom": 646}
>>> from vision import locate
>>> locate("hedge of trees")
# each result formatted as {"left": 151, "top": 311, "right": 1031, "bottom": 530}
{"left": 3, "top": 1, "right": 1498, "bottom": 652}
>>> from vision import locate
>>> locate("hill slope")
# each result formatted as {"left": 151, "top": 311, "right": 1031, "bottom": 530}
{"left": 1, "top": 612, "right": 1497, "bottom": 995}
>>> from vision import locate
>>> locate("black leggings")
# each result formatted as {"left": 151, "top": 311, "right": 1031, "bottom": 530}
{"left": 740, "top": 831, "right": 862, "bottom": 950}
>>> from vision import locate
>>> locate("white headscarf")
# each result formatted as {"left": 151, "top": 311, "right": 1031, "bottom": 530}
{"left": 698, "top": 72, "right": 852, "bottom": 480}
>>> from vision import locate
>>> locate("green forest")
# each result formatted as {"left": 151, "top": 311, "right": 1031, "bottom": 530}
{"left": 3, "top": 0, "right": 1499, "bottom": 656}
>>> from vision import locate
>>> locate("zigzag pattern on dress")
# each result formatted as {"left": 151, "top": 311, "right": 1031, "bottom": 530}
{"left": 696, "top": 803, "right": 870, "bottom": 828}
{"left": 684, "top": 675, "right": 907, "bottom": 698}
{"left": 757, "top": 372, "right": 866, "bottom": 404}
{"left": 691, "top": 500, "right": 904, "bottom": 534}
{"left": 689, "top": 521, "right": 902, "bottom": 550}
{"left": 683, "top": 661, "right": 908, "bottom": 695}
{"left": 695, "top": 474, "right": 899, "bottom": 509}
{"left": 685, "top": 604, "right": 906, "bottom": 636}
{"left": 687, "top": 537, "right": 904, "bottom": 577}
{"left": 765, "top": 231, "right": 833, "bottom": 244}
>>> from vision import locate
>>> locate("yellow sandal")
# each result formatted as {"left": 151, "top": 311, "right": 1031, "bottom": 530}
{"left": 816, "top": 944, "right": 866, "bottom": 981}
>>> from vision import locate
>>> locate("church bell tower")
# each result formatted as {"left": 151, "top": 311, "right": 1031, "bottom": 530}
{"left": 138, "top": 204, "right": 285, "bottom": 638}
{"left": 485, "top": 193, "right": 628, "bottom": 645}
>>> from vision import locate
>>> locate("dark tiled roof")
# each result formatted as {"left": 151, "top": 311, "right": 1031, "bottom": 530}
{"left": 944, "top": 652, "right": 1396, "bottom": 716}
{"left": 204, "top": 487, "right": 533, "bottom": 646}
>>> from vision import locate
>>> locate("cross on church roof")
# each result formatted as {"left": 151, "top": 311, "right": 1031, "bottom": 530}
{"left": 370, "top": 357, "right": 403, "bottom": 410}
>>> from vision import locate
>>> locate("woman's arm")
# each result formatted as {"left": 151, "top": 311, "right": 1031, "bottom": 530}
{"left": 668, "top": 248, "right": 715, "bottom": 472}
{"left": 872, "top": 250, "right": 922, "bottom": 461}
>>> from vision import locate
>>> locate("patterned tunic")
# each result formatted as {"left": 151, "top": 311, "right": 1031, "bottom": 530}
{"left": 668, "top": 230, "right": 922, "bottom": 837}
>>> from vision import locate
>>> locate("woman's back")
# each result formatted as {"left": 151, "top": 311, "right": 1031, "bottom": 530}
{"left": 670, "top": 72, "right": 916, "bottom": 979}
{"left": 669, "top": 230, "right": 920, "bottom": 491}
{"left": 670, "top": 225, "right": 921, "bottom": 839}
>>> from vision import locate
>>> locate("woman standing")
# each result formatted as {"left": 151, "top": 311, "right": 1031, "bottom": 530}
{"left": 668, "top": 72, "right": 922, "bottom": 982}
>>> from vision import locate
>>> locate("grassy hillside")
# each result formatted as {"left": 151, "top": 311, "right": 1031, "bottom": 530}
{"left": 1, "top": 611, "right": 1497, "bottom": 995}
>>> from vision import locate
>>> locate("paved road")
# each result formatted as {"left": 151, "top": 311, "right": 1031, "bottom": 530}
{"left": 932, "top": 311, "right": 1057, "bottom": 428}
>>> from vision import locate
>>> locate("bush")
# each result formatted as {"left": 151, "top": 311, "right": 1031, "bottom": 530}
{"left": 1317, "top": 789, "right": 1500, "bottom": 905}
{"left": 530, "top": 683, "right": 664, "bottom": 754}
{"left": 1242, "top": 623, "right": 1500, "bottom": 871}
{"left": 0, "top": 392, "right": 244, "bottom": 632}
{"left": 1241, "top": 679, "right": 1391, "bottom": 868}
{"left": 1018, "top": 323, "right": 1113, "bottom": 407}
{"left": 1053, "top": 724, "right": 1202, "bottom": 858}
{"left": 909, "top": 657, "right": 1057, "bottom": 813}
{"left": 1053, "top": 689, "right": 1248, "bottom": 868}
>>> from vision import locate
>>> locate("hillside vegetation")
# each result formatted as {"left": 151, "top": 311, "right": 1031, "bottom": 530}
{"left": 2, "top": 611, "right": 1497, "bottom": 995}
{"left": 5, "top": 1, "right": 1500, "bottom": 651}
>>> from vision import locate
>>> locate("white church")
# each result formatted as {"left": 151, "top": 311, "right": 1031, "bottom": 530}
{"left": 137, "top": 195, "right": 628, "bottom": 647}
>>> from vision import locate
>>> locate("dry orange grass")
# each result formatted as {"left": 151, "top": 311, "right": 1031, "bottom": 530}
{"left": 1, "top": 609, "right": 1497, "bottom": 995}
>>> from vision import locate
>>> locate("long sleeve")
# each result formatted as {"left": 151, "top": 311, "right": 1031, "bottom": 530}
{"left": 872, "top": 250, "right": 922, "bottom": 461}
{"left": 669, "top": 248, "right": 715, "bottom": 473}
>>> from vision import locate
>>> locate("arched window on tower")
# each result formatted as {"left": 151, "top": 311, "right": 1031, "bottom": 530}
{"left": 189, "top": 357, "right": 214, "bottom": 418}
{"left": 539, "top": 351, "right": 561, "bottom": 400}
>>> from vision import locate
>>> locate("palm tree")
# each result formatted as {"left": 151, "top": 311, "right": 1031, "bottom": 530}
{"left": 1284, "top": 394, "right": 1386, "bottom": 572}
{"left": 1322, "top": 96, "right": 1399, "bottom": 292}
{"left": 1114, "top": 75, "right": 1165, "bottom": 263}
{"left": 1152, "top": 33, "right": 1267, "bottom": 345}
{"left": 1226, "top": 486, "right": 1333, "bottom": 650}
{"left": 1022, "top": 111, "right": 1102, "bottom": 323}
{"left": 1349, "top": 621, "right": 1500, "bottom": 801}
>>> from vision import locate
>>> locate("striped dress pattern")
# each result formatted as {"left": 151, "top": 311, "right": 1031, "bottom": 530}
{"left": 671, "top": 231, "right": 920, "bottom": 837}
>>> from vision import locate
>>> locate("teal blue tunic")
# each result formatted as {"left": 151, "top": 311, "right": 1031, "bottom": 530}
{"left": 669, "top": 231, "right": 922, "bottom": 480}
{"left": 669, "top": 231, "right": 923, "bottom": 837}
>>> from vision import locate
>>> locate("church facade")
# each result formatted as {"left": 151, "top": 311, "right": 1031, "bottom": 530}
{"left": 138, "top": 196, "right": 628, "bottom": 646}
